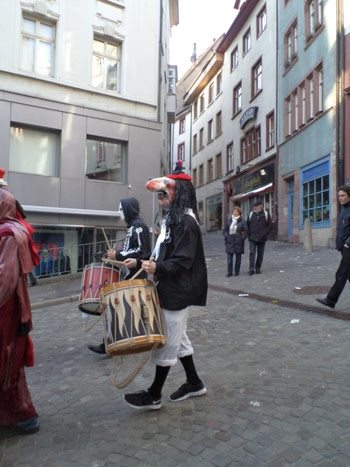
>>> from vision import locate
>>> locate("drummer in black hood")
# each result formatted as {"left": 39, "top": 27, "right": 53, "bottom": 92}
{"left": 87, "top": 197, "right": 151, "bottom": 355}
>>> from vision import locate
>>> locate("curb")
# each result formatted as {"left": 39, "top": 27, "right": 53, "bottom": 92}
{"left": 31, "top": 294, "right": 79, "bottom": 310}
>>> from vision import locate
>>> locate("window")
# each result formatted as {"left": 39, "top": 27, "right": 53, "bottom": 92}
{"left": 257, "top": 5, "right": 267, "bottom": 37}
{"left": 21, "top": 16, "right": 56, "bottom": 77}
{"left": 216, "top": 111, "right": 222, "bottom": 136}
{"left": 285, "top": 97, "right": 292, "bottom": 136}
{"left": 284, "top": 20, "right": 298, "bottom": 67}
{"left": 300, "top": 83, "right": 306, "bottom": 125}
{"left": 266, "top": 111, "right": 275, "bottom": 149}
{"left": 243, "top": 28, "right": 251, "bottom": 55}
{"left": 199, "top": 128, "right": 204, "bottom": 150}
{"left": 199, "top": 94, "right": 205, "bottom": 113}
{"left": 208, "top": 82, "right": 214, "bottom": 104}
{"left": 193, "top": 134, "right": 198, "bottom": 154}
{"left": 92, "top": 37, "right": 120, "bottom": 91}
{"left": 179, "top": 118, "right": 185, "bottom": 134}
{"left": 178, "top": 143, "right": 185, "bottom": 161}
{"left": 293, "top": 90, "right": 298, "bottom": 132}
{"left": 207, "top": 159, "right": 214, "bottom": 183}
{"left": 208, "top": 120, "right": 214, "bottom": 143}
{"left": 226, "top": 143, "right": 234, "bottom": 173}
{"left": 86, "top": 137, "right": 126, "bottom": 182}
{"left": 307, "top": 73, "right": 314, "bottom": 120}
{"left": 305, "top": 0, "right": 323, "bottom": 40}
{"left": 240, "top": 126, "right": 261, "bottom": 164}
{"left": 252, "top": 58, "right": 262, "bottom": 98}
{"left": 215, "top": 153, "right": 222, "bottom": 179}
{"left": 230, "top": 46, "right": 238, "bottom": 71}
{"left": 316, "top": 65, "right": 323, "bottom": 113}
{"left": 193, "top": 101, "right": 198, "bottom": 120}
{"left": 284, "top": 63, "right": 323, "bottom": 138}
{"left": 302, "top": 162, "right": 330, "bottom": 224}
{"left": 216, "top": 72, "right": 222, "bottom": 95}
{"left": 192, "top": 168, "right": 197, "bottom": 187}
{"left": 199, "top": 164, "right": 204, "bottom": 186}
{"left": 10, "top": 125, "right": 59, "bottom": 176}
{"left": 233, "top": 82, "right": 242, "bottom": 115}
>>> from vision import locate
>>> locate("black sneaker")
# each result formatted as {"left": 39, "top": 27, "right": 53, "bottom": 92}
{"left": 255, "top": 269, "right": 261, "bottom": 274}
{"left": 124, "top": 390, "right": 161, "bottom": 410}
{"left": 316, "top": 297, "right": 335, "bottom": 309}
{"left": 87, "top": 343, "right": 106, "bottom": 355}
{"left": 169, "top": 381, "right": 207, "bottom": 402}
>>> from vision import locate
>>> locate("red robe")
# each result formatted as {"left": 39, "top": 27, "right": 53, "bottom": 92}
{"left": 0, "top": 192, "right": 38, "bottom": 426}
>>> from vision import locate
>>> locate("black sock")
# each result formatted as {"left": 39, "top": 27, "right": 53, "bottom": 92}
{"left": 179, "top": 355, "right": 201, "bottom": 386}
{"left": 148, "top": 365, "right": 170, "bottom": 400}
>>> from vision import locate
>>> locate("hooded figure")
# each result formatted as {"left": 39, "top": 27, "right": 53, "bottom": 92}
{"left": 88, "top": 197, "right": 151, "bottom": 355}
{"left": 0, "top": 189, "right": 40, "bottom": 434}
{"left": 113, "top": 197, "right": 151, "bottom": 278}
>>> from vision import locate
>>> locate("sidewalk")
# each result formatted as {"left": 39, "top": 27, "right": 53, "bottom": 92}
{"left": 30, "top": 234, "right": 348, "bottom": 318}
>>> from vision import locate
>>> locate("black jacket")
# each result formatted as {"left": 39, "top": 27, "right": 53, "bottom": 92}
{"left": 154, "top": 213, "right": 208, "bottom": 310}
{"left": 247, "top": 210, "right": 272, "bottom": 243}
{"left": 116, "top": 198, "right": 151, "bottom": 278}
{"left": 336, "top": 202, "right": 350, "bottom": 251}
{"left": 223, "top": 216, "right": 248, "bottom": 254}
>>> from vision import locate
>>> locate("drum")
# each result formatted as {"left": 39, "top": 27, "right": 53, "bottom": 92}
{"left": 78, "top": 262, "right": 120, "bottom": 315}
{"left": 100, "top": 279, "right": 166, "bottom": 356}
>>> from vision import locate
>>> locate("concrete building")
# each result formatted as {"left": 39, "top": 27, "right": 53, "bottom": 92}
{"left": 183, "top": 37, "right": 225, "bottom": 231}
{"left": 277, "top": 0, "right": 341, "bottom": 246}
{"left": 0, "top": 0, "right": 178, "bottom": 274}
{"left": 219, "top": 0, "right": 277, "bottom": 234}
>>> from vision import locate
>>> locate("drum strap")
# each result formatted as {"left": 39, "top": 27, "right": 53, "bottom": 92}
{"left": 111, "top": 342, "right": 160, "bottom": 389}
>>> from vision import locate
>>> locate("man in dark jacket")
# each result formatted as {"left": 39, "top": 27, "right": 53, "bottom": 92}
{"left": 124, "top": 161, "right": 208, "bottom": 410}
{"left": 317, "top": 185, "right": 350, "bottom": 309}
{"left": 247, "top": 200, "right": 272, "bottom": 275}
{"left": 88, "top": 197, "right": 151, "bottom": 354}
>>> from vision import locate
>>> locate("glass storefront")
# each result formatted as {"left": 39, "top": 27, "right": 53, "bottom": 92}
{"left": 206, "top": 194, "right": 222, "bottom": 231}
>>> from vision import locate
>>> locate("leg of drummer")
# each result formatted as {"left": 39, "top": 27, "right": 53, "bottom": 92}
{"left": 168, "top": 334, "right": 207, "bottom": 402}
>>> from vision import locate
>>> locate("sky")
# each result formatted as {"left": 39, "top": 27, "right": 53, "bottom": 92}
{"left": 170, "top": 0, "right": 238, "bottom": 78}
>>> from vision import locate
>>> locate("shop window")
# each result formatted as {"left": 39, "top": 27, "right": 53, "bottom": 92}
{"left": 302, "top": 160, "right": 330, "bottom": 225}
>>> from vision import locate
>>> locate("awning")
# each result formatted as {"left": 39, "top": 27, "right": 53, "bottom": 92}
{"left": 232, "top": 182, "right": 273, "bottom": 201}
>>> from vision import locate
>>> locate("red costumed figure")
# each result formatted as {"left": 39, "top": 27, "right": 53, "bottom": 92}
{"left": 0, "top": 188, "right": 40, "bottom": 434}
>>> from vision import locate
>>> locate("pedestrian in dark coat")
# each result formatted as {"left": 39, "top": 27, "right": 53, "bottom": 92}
{"left": 247, "top": 200, "right": 272, "bottom": 275}
{"left": 223, "top": 206, "right": 248, "bottom": 276}
{"left": 316, "top": 185, "right": 350, "bottom": 309}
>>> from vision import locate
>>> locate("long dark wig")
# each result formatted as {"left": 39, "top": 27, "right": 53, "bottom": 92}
{"left": 166, "top": 179, "right": 199, "bottom": 226}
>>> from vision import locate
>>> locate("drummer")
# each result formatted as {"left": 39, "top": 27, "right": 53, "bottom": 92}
{"left": 87, "top": 197, "right": 151, "bottom": 355}
{"left": 124, "top": 161, "right": 208, "bottom": 409}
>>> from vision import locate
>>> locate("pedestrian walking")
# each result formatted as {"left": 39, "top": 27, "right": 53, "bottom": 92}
{"left": 247, "top": 200, "right": 272, "bottom": 275}
{"left": 223, "top": 206, "right": 248, "bottom": 277}
{"left": 124, "top": 161, "right": 207, "bottom": 410}
{"left": 317, "top": 185, "right": 350, "bottom": 309}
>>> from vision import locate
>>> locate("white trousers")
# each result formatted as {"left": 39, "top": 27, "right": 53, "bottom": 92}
{"left": 152, "top": 307, "right": 193, "bottom": 367}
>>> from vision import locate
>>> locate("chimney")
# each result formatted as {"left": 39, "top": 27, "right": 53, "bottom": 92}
{"left": 190, "top": 43, "right": 197, "bottom": 63}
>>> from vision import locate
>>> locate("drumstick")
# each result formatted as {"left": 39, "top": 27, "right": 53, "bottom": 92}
{"left": 102, "top": 228, "right": 112, "bottom": 250}
{"left": 129, "top": 256, "right": 155, "bottom": 280}
{"left": 102, "top": 257, "right": 125, "bottom": 267}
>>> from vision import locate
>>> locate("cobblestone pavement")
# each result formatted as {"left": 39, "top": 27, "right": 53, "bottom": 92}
{"left": 1, "top": 235, "right": 350, "bottom": 466}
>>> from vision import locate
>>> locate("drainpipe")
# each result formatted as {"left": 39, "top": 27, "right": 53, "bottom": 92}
{"left": 275, "top": 0, "right": 279, "bottom": 238}
{"left": 336, "top": 0, "right": 345, "bottom": 187}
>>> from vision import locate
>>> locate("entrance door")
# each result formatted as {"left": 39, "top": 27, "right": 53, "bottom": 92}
{"left": 287, "top": 180, "right": 294, "bottom": 239}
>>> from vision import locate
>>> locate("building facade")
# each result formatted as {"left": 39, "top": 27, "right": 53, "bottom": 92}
{"left": 219, "top": 0, "right": 277, "bottom": 236}
{"left": 277, "top": 0, "right": 339, "bottom": 246}
{"left": 0, "top": 0, "right": 178, "bottom": 274}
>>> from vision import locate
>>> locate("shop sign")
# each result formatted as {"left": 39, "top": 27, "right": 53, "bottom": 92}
{"left": 233, "top": 164, "right": 274, "bottom": 195}
{"left": 239, "top": 106, "right": 258, "bottom": 129}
